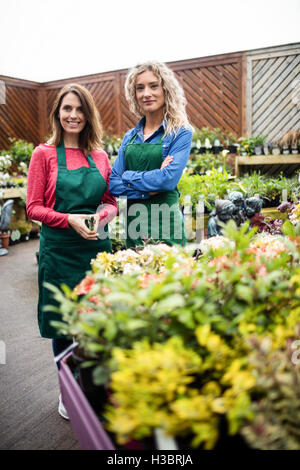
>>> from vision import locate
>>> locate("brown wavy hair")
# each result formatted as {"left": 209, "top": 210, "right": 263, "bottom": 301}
{"left": 125, "top": 61, "right": 190, "bottom": 135}
{"left": 47, "top": 83, "right": 103, "bottom": 152}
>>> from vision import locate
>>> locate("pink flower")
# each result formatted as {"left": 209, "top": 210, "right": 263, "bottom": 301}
{"left": 89, "top": 295, "right": 102, "bottom": 305}
{"left": 256, "top": 264, "right": 267, "bottom": 277}
{"left": 139, "top": 273, "right": 165, "bottom": 288}
{"left": 74, "top": 275, "right": 95, "bottom": 295}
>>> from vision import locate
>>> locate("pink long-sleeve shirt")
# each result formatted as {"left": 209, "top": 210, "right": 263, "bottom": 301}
{"left": 26, "top": 144, "right": 118, "bottom": 228}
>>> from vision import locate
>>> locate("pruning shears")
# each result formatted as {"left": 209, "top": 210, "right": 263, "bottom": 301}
{"left": 87, "top": 216, "right": 95, "bottom": 231}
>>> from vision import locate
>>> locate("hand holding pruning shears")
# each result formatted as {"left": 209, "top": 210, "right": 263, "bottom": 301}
{"left": 68, "top": 209, "right": 109, "bottom": 240}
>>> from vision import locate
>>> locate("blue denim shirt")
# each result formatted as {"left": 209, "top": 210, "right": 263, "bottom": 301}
{"left": 109, "top": 118, "right": 193, "bottom": 199}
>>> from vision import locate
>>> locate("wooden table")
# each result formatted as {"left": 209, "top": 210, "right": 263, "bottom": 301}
{"left": 235, "top": 154, "right": 300, "bottom": 177}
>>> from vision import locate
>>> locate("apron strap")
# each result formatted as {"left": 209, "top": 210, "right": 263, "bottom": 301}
{"left": 57, "top": 141, "right": 96, "bottom": 168}
{"left": 57, "top": 141, "right": 67, "bottom": 168}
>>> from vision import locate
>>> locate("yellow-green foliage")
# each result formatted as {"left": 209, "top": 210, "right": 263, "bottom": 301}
{"left": 105, "top": 333, "right": 255, "bottom": 449}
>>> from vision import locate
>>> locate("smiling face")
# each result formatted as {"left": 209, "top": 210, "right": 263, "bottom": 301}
{"left": 135, "top": 70, "right": 165, "bottom": 118}
{"left": 58, "top": 92, "right": 87, "bottom": 138}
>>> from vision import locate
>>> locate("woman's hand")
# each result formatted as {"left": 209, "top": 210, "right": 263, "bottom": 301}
{"left": 160, "top": 155, "right": 173, "bottom": 169}
{"left": 149, "top": 156, "right": 174, "bottom": 196}
{"left": 94, "top": 208, "right": 109, "bottom": 231}
{"left": 68, "top": 214, "right": 99, "bottom": 240}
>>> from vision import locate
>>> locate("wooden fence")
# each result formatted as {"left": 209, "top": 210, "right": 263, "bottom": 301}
{"left": 0, "top": 77, "right": 41, "bottom": 149}
{"left": 0, "top": 43, "right": 299, "bottom": 150}
{"left": 246, "top": 43, "right": 300, "bottom": 142}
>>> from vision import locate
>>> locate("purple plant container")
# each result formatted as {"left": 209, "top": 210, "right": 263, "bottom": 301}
{"left": 58, "top": 352, "right": 115, "bottom": 450}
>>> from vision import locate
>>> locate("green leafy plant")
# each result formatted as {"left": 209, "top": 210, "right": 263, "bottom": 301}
{"left": 253, "top": 136, "right": 266, "bottom": 147}
{"left": 186, "top": 152, "right": 233, "bottom": 175}
{"left": 178, "top": 168, "right": 240, "bottom": 212}
{"left": 46, "top": 221, "right": 300, "bottom": 449}
{"left": 1, "top": 138, "right": 34, "bottom": 166}
{"left": 241, "top": 332, "right": 300, "bottom": 450}
{"left": 239, "top": 172, "right": 298, "bottom": 205}
{"left": 238, "top": 137, "right": 255, "bottom": 156}
{"left": 102, "top": 131, "right": 122, "bottom": 158}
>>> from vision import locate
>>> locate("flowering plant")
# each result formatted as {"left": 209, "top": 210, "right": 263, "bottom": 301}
{"left": 0, "top": 154, "right": 12, "bottom": 172}
{"left": 248, "top": 233, "right": 296, "bottom": 258}
{"left": 289, "top": 203, "right": 300, "bottom": 226}
{"left": 48, "top": 220, "right": 300, "bottom": 449}
{"left": 198, "top": 235, "right": 234, "bottom": 254}
{"left": 91, "top": 243, "right": 194, "bottom": 276}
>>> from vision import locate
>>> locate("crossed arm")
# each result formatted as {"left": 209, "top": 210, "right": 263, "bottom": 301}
{"left": 109, "top": 128, "right": 193, "bottom": 199}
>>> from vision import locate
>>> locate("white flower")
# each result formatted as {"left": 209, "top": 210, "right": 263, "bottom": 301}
{"left": 123, "top": 263, "right": 142, "bottom": 274}
{"left": 199, "top": 236, "right": 234, "bottom": 253}
{"left": 250, "top": 234, "right": 288, "bottom": 257}
{"left": 138, "top": 247, "right": 154, "bottom": 265}
{"left": 115, "top": 249, "right": 139, "bottom": 262}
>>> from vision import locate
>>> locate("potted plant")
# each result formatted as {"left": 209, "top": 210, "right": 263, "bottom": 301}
{"left": 224, "top": 132, "right": 238, "bottom": 154}
{"left": 0, "top": 198, "right": 14, "bottom": 255}
{"left": 102, "top": 131, "right": 122, "bottom": 158}
{"left": 192, "top": 127, "right": 218, "bottom": 154}
{"left": 290, "top": 130, "right": 300, "bottom": 154}
{"left": 279, "top": 129, "right": 300, "bottom": 155}
{"left": 263, "top": 142, "right": 271, "bottom": 155}
{"left": 212, "top": 137, "right": 222, "bottom": 155}
{"left": 271, "top": 142, "right": 281, "bottom": 155}
{"left": 191, "top": 126, "right": 205, "bottom": 154}
{"left": 0, "top": 230, "right": 10, "bottom": 250}
{"left": 211, "top": 128, "right": 225, "bottom": 154}
{"left": 253, "top": 136, "right": 266, "bottom": 155}
{"left": 238, "top": 137, "right": 255, "bottom": 156}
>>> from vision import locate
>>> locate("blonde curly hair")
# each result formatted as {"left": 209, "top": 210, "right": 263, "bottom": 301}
{"left": 125, "top": 61, "right": 190, "bottom": 135}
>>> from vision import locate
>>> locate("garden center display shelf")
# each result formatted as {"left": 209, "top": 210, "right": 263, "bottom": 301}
{"left": 58, "top": 352, "right": 115, "bottom": 450}
{"left": 235, "top": 154, "right": 300, "bottom": 177}
{"left": 1, "top": 188, "right": 23, "bottom": 199}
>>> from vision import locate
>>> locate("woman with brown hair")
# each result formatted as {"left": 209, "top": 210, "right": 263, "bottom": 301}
{"left": 109, "top": 61, "right": 193, "bottom": 248}
{"left": 27, "top": 83, "right": 117, "bottom": 418}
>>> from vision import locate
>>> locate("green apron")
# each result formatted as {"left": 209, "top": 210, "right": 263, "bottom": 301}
{"left": 38, "top": 142, "right": 112, "bottom": 338}
{"left": 125, "top": 134, "right": 186, "bottom": 248}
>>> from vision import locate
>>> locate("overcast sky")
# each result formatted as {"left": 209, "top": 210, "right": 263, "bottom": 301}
{"left": 1, "top": 0, "right": 299, "bottom": 82}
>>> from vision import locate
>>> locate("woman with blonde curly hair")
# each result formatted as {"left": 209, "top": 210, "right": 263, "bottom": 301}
{"left": 109, "top": 61, "right": 193, "bottom": 247}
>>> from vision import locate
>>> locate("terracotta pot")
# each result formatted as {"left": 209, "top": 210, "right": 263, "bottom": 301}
{"left": 0, "top": 233, "right": 10, "bottom": 249}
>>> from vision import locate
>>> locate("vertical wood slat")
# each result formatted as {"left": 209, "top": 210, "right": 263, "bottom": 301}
{"left": 240, "top": 54, "right": 248, "bottom": 136}
{"left": 38, "top": 87, "right": 48, "bottom": 142}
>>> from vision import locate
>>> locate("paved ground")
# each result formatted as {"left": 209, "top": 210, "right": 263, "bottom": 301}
{"left": 0, "top": 239, "right": 81, "bottom": 450}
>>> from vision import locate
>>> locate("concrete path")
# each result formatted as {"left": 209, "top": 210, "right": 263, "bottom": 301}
{"left": 0, "top": 239, "right": 81, "bottom": 450}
